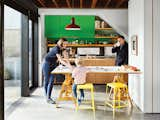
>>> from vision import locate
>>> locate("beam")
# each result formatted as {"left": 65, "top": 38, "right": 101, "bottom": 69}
{"left": 3, "top": 0, "right": 38, "bottom": 20}
{"left": 21, "top": 14, "right": 30, "bottom": 97}
{"left": 66, "top": 0, "right": 71, "bottom": 8}
{"left": 91, "top": 0, "right": 97, "bottom": 8}
{"left": 33, "top": 18, "right": 39, "bottom": 88}
{"left": 115, "top": 0, "right": 126, "bottom": 8}
{"left": 51, "top": 0, "right": 59, "bottom": 8}
{"left": 104, "top": 0, "right": 111, "bottom": 8}
{"left": 37, "top": 0, "right": 45, "bottom": 7}
{"left": 80, "top": 0, "right": 83, "bottom": 8}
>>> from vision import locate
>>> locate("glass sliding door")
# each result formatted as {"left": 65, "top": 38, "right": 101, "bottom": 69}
{"left": 4, "top": 5, "right": 21, "bottom": 111}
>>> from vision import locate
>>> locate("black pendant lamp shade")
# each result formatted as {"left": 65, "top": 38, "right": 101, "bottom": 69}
{"left": 65, "top": 17, "right": 80, "bottom": 30}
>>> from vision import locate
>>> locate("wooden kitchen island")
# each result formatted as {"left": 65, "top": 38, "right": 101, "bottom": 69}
{"left": 63, "top": 57, "right": 128, "bottom": 84}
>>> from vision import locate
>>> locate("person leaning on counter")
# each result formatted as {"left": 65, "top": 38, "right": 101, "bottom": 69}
{"left": 112, "top": 35, "right": 128, "bottom": 66}
{"left": 42, "top": 38, "right": 69, "bottom": 104}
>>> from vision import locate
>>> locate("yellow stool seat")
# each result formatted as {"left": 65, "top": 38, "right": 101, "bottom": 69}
{"left": 105, "top": 82, "right": 130, "bottom": 109}
{"left": 77, "top": 83, "right": 93, "bottom": 89}
{"left": 107, "top": 82, "right": 127, "bottom": 88}
{"left": 76, "top": 83, "right": 95, "bottom": 112}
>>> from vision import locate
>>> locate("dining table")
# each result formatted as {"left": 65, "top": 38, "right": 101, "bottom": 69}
{"left": 51, "top": 65, "right": 141, "bottom": 107}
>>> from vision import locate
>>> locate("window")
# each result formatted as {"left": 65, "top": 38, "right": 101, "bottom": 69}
{"left": 4, "top": 5, "right": 21, "bottom": 111}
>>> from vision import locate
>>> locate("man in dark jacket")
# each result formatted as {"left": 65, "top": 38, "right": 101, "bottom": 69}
{"left": 112, "top": 35, "right": 128, "bottom": 66}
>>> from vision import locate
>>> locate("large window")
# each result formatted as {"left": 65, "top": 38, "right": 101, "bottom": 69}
{"left": 4, "top": 5, "right": 21, "bottom": 111}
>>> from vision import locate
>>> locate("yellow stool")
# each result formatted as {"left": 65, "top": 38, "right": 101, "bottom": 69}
{"left": 76, "top": 83, "right": 95, "bottom": 112}
{"left": 105, "top": 82, "right": 130, "bottom": 109}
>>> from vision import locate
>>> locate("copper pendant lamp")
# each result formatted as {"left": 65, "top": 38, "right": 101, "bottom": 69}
{"left": 65, "top": 17, "right": 80, "bottom": 30}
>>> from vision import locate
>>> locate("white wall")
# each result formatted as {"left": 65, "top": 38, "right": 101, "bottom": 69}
{"left": 153, "top": 0, "right": 160, "bottom": 113}
{"left": 129, "top": 0, "right": 160, "bottom": 113}
{"left": 128, "top": 0, "right": 145, "bottom": 111}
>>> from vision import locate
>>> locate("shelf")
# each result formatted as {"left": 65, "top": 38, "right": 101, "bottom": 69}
{"left": 47, "top": 44, "right": 113, "bottom": 47}
{"left": 95, "top": 28, "right": 113, "bottom": 30}
{"left": 95, "top": 36, "right": 118, "bottom": 39}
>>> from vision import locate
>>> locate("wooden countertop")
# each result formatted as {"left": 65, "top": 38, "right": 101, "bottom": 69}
{"left": 48, "top": 44, "right": 114, "bottom": 47}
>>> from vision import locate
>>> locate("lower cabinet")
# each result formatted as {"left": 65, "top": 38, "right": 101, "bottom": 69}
{"left": 86, "top": 73, "right": 128, "bottom": 84}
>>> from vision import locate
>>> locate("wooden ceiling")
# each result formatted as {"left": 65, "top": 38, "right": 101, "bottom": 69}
{"left": 33, "top": 0, "right": 128, "bottom": 9}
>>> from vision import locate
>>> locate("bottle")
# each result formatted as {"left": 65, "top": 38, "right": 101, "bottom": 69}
{"left": 101, "top": 21, "right": 105, "bottom": 28}
{"left": 95, "top": 20, "right": 100, "bottom": 28}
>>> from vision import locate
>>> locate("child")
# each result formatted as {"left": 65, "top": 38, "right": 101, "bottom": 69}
{"left": 68, "top": 58, "right": 89, "bottom": 104}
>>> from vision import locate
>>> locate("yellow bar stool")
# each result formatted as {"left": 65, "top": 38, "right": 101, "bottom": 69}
{"left": 76, "top": 83, "right": 95, "bottom": 112}
{"left": 105, "top": 82, "right": 130, "bottom": 109}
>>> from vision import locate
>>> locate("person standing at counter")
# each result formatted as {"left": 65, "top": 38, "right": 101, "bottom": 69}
{"left": 42, "top": 38, "right": 69, "bottom": 104}
{"left": 112, "top": 35, "right": 128, "bottom": 66}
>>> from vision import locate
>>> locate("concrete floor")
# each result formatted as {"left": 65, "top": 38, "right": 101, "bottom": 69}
{"left": 5, "top": 85, "right": 160, "bottom": 120}
{"left": 4, "top": 80, "right": 21, "bottom": 111}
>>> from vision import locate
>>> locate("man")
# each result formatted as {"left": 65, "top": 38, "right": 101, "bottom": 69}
{"left": 42, "top": 38, "right": 69, "bottom": 104}
{"left": 112, "top": 35, "right": 128, "bottom": 66}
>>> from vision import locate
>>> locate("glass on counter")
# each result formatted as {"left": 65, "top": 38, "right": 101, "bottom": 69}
{"left": 79, "top": 40, "right": 84, "bottom": 44}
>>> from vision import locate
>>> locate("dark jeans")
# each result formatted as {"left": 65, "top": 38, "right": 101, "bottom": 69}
{"left": 72, "top": 83, "right": 84, "bottom": 99}
{"left": 42, "top": 61, "right": 57, "bottom": 99}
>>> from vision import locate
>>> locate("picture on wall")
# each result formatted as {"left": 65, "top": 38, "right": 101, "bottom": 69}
{"left": 131, "top": 35, "right": 138, "bottom": 55}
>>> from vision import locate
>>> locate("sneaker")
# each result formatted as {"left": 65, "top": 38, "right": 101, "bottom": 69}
{"left": 47, "top": 98, "right": 56, "bottom": 104}
{"left": 80, "top": 96, "right": 84, "bottom": 101}
{"left": 78, "top": 99, "right": 81, "bottom": 105}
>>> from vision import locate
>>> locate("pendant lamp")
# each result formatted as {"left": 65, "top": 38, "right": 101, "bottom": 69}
{"left": 65, "top": 17, "right": 80, "bottom": 30}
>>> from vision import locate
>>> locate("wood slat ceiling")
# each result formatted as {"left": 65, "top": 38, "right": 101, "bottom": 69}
{"left": 33, "top": 0, "right": 128, "bottom": 9}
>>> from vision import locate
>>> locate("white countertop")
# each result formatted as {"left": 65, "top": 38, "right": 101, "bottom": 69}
{"left": 51, "top": 66, "right": 141, "bottom": 74}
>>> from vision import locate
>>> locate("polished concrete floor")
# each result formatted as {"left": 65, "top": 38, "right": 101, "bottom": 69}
{"left": 4, "top": 80, "right": 21, "bottom": 111}
{"left": 5, "top": 85, "right": 160, "bottom": 120}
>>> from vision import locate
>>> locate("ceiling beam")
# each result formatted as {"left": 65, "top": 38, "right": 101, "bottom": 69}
{"left": 91, "top": 0, "right": 97, "bottom": 8}
{"left": 116, "top": 0, "right": 126, "bottom": 8}
{"left": 80, "top": 0, "right": 83, "bottom": 8}
{"left": 66, "top": 0, "right": 71, "bottom": 8}
{"left": 51, "top": 0, "right": 59, "bottom": 8}
{"left": 37, "top": 0, "right": 45, "bottom": 7}
{"left": 104, "top": 0, "right": 111, "bottom": 8}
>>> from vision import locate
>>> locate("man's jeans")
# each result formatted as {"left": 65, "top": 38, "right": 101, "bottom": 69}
{"left": 72, "top": 83, "right": 84, "bottom": 99}
{"left": 42, "top": 61, "right": 56, "bottom": 99}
